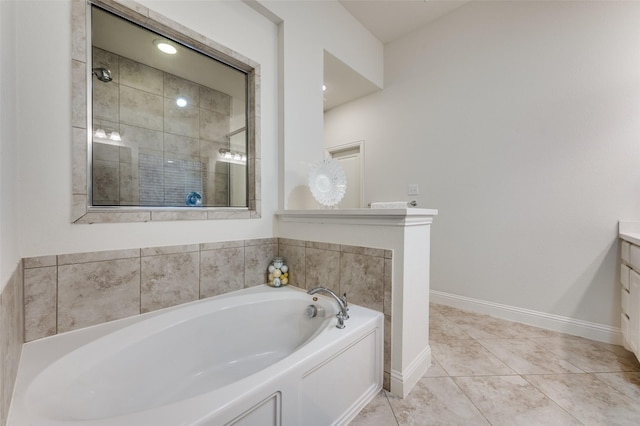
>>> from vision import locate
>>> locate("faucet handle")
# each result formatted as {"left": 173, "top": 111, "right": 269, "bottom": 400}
{"left": 342, "top": 293, "right": 350, "bottom": 319}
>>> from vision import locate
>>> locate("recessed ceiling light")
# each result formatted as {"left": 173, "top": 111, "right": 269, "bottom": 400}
{"left": 176, "top": 97, "right": 188, "bottom": 107}
{"left": 154, "top": 39, "right": 177, "bottom": 55}
{"left": 323, "top": 84, "right": 327, "bottom": 92}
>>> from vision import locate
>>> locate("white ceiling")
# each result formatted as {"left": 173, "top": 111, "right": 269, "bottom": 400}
{"left": 324, "top": 1, "right": 468, "bottom": 111}
{"left": 338, "top": 0, "right": 469, "bottom": 44}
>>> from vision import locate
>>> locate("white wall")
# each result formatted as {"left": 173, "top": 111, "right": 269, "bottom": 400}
{"left": 260, "top": 0, "right": 383, "bottom": 209}
{"left": 16, "top": 0, "right": 278, "bottom": 257}
{"left": 324, "top": 1, "right": 640, "bottom": 327}
{"left": 0, "top": 0, "right": 19, "bottom": 290}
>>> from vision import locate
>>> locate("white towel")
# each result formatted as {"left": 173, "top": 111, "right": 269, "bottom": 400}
{"left": 370, "top": 201, "right": 408, "bottom": 209}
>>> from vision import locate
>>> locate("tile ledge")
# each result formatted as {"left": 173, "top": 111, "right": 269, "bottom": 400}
{"left": 276, "top": 208, "right": 438, "bottom": 227}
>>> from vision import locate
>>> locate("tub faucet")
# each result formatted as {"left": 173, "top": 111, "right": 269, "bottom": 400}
{"left": 307, "top": 287, "right": 349, "bottom": 329}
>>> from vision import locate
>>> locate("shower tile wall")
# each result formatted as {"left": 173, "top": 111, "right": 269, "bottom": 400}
{"left": 92, "top": 47, "right": 232, "bottom": 207}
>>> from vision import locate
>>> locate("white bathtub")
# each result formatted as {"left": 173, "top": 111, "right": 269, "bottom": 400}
{"left": 8, "top": 285, "right": 383, "bottom": 426}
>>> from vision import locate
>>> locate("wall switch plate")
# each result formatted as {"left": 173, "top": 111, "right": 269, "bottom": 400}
{"left": 408, "top": 184, "right": 419, "bottom": 196}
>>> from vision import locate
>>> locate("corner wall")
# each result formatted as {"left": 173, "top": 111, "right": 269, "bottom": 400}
{"left": 15, "top": 0, "right": 278, "bottom": 258}
{"left": 260, "top": 0, "right": 383, "bottom": 209}
{"left": 0, "top": 0, "right": 19, "bottom": 291}
{"left": 324, "top": 1, "right": 640, "bottom": 329}
{"left": 1, "top": 2, "right": 25, "bottom": 424}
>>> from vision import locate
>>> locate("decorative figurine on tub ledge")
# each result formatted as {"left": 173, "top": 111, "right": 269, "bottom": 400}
{"left": 267, "top": 257, "right": 289, "bottom": 287}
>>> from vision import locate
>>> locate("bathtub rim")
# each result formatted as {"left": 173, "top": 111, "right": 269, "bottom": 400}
{"left": 25, "top": 286, "right": 338, "bottom": 421}
{"left": 9, "top": 285, "right": 384, "bottom": 426}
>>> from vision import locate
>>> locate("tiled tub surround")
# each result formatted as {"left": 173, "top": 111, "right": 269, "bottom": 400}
{"left": 23, "top": 238, "right": 277, "bottom": 341}
{"left": 0, "top": 263, "right": 24, "bottom": 426}
{"left": 278, "top": 239, "right": 393, "bottom": 386}
{"left": 23, "top": 238, "right": 391, "bottom": 353}
{"left": 92, "top": 47, "right": 236, "bottom": 207}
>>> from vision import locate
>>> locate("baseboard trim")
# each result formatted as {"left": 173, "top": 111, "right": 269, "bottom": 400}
{"left": 430, "top": 290, "right": 623, "bottom": 345}
{"left": 390, "top": 345, "right": 431, "bottom": 398}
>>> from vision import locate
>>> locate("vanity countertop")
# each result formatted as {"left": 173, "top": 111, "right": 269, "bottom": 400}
{"left": 619, "top": 221, "right": 640, "bottom": 245}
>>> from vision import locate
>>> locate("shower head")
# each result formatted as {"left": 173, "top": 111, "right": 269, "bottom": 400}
{"left": 92, "top": 67, "right": 112, "bottom": 82}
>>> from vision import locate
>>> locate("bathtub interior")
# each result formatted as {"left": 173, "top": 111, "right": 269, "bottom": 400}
{"left": 24, "top": 290, "right": 336, "bottom": 422}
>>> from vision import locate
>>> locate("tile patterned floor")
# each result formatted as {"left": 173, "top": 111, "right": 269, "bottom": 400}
{"left": 350, "top": 303, "right": 640, "bottom": 425}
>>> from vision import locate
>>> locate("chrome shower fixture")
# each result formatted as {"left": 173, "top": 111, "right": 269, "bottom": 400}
{"left": 92, "top": 67, "right": 113, "bottom": 82}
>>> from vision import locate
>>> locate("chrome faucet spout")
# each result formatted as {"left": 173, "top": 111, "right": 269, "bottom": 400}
{"left": 307, "top": 287, "right": 349, "bottom": 329}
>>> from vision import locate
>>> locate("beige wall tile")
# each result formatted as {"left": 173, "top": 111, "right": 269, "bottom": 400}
{"left": 119, "top": 161, "right": 139, "bottom": 203}
{"left": 71, "top": 194, "right": 88, "bottom": 222}
{"left": 71, "top": 0, "right": 86, "bottom": 61}
{"left": 164, "top": 74, "right": 200, "bottom": 106}
{"left": 200, "top": 247, "right": 245, "bottom": 298}
{"left": 141, "top": 244, "right": 199, "bottom": 257}
{"left": 24, "top": 267, "right": 57, "bottom": 342}
{"left": 200, "top": 240, "right": 244, "bottom": 250}
{"left": 75, "top": 211, "right": 151, "bottom": 224}
{"left": 254, "top": 157, "right": 261, "bottom": 195}
{"left": 245, "top": 237, "right": 277, "bottom": 246}
{"left": 141, "top": 252, "right": 199, "bottom": 312}
{"left": 71, "top": 59, "right": 87, "bottom": 128}
{"left": 164, "top": 99, "right": 199, "bottom": 138}
{"left": 199, "top": 109, "right": 229, "bottom": 142}
{"left": 207, "top": 210, "right": 250, "bottom": 220}
{"left": 23, "top": 255, "right": 56, "bottom": 269}
{"left": 120, "top": 85, "right": 164, "bottom": 131}
{"left": 58, "top": 259, "right": 140, "bottom": 332}
{"left": 119, "top": 123, "right": 163, "bottom": 151}
{"left": 278, "top": 244, "right": 305, "bottom": 289}
{"left": 244, "top": 243, "right": 277, "bottom": 287}
{"left": 58, "top": 248, "right": 140, "bottom": 265}
{"left": 92, "top": 71, "right": 120, "bottom": 122}
{"left": 0, "top": 264, "right": 24, "bottom": 426}
{"left": 340, "top": 252, "right": 384, "bottom": 312}
{"left": 250, "top": 200, "right": 262, "bottom": 218}
{"left": 305, "top": 248, "right": 340, "bottom": 294}
{"left": 384, "top": 314, "right": 391, "bottom": 374}
{"left": 164, "top": 133, "right": 200, "bottom": 157}
{"left": 93, "top": 141, "right": 120, "bottom": 162}
{"left": 212, "top": 172, "right": 230, "bottom": 205}
{"left": 384, "top": 258, "right": 392, "bottom": 316}
{"left": 151, "top": 211, "right": 208, "bottom": 221}
{"left": 92, "top": 160, "right": 119, "bottom": 203}
{"left": 119, "top": 56, "right": 163, "bottom": 95}
{"left": 278, "top": 238, "right": 305, "bottom": 247}
{"left": 200, "top": 86, "right": 231, "bottom": 114}
{"left": 306, "top": 241, "right": 340, "bottom": 252}
{"left": 341, "top": 245, "right": 386, "bottom": 258}
{"left": 72, "top": 127, "right": 88, "bottom": 195}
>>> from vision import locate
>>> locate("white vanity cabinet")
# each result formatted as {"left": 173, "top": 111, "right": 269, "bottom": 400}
{"left": 620, "top": 240, "right": 640, "bottom": 360}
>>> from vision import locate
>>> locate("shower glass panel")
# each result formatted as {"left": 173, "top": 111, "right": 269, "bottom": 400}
{"left": 90, "top": 6, "right": 248, "bottom": 208}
